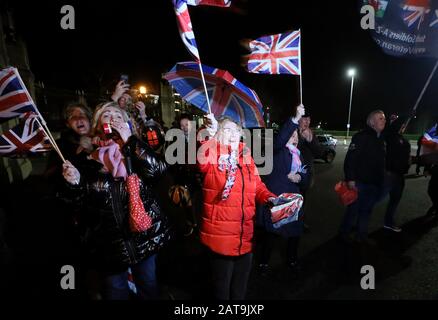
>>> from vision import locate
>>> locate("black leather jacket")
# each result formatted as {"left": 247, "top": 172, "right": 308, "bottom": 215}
{"left": 64, "top": 136, "right": 171, "bottom": 272}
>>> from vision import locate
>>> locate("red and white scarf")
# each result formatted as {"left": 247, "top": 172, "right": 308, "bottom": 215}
{"left": 90, "top": 140, "right": 152, "bottom": 232}
{"left": 218, "top": 150, "right": 238, "bottom": 200}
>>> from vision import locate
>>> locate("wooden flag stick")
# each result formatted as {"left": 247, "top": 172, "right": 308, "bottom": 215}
{"left": 14, "top": 67, "right": 66, "bottom": 162}
{"left": 34, "top": 117, "right": 66, "bottom": 163}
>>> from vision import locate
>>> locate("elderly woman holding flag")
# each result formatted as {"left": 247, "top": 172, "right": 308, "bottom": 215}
{"left": 257, "top": 104, "right": 309, "bottom": 271}
{"left": 62, "top": 102, "right": 171, "bottom": 300}
{"left": 198, "top": 113, "right": 277, "bottom": 300}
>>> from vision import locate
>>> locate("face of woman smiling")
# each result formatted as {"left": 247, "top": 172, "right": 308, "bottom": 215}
{"left": 221, "top": 120, "right": 241, "bottom": 146}
{"left": 67, "top": 108, "right": 90, "bottom": 136}
{"left": 287, "top": 130, "right": 299, "bottom": 147}
{"left": 99, "top": 106, "right": 124, "bottom": 127}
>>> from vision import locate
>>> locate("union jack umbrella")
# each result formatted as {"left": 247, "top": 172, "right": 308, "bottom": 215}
{"left": 164, "top": 61, "right": 265, "bottom": 128}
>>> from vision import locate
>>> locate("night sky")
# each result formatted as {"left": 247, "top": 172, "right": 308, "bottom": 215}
{"left": 7, "top": 0, "right": 438, "bottom": 131}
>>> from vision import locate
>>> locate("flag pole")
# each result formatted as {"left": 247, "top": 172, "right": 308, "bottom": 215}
{"left": 299, "top": 28, "right": 303, "bottom": 105}
{"left": 197, "top": 59, "right": 212, "bottom": 114}
{"left": 400, "top": 59, "right": 438, "bottom": 133}
{"left": 14, "top": 68, "right": 66, "bottom": 162}
{"left": 34, "top": 117, "right": 66, "bottom": 163}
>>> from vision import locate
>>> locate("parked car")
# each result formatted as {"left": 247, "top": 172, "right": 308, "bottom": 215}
{"left": 316, "top": 134, "right": 337, "bottom": 163}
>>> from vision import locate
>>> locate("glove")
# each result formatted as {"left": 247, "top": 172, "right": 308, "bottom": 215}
{"left": 205, "top": 113, "right": 218, "bottom": 137}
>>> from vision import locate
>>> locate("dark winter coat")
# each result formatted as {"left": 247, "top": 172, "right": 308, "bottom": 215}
{"left": 344, "top": 126, "right": 386, "bottom": 186}
{"left": 258, "top": 118, "right": 309, "bottom": 238}
{"left": 63, "top": 136, "right": 171, "bottom": 273}
{"left": 384, "top": 124, "right": 411, "bottom": 175}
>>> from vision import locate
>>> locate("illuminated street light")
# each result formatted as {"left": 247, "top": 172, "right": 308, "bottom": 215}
{"left": 346, "top": 68, "right": 356, "bottom": 141}
{"left": 139, "top": 86, "right": 147, "bottom": 95}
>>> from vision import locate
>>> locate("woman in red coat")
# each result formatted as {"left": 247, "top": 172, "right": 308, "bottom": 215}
{"left": 197, "top": 115, "right": 276, "bottom": 300}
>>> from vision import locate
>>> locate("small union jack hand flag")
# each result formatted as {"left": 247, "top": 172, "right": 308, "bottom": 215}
{"left": 0, "top": 67, "right": 37, "bottom": 122}
{"left": 0, "top": 112, "right": 52, "bottom": 157}
{"left": 245, "top": 30, "right": 301, "bottom": 75}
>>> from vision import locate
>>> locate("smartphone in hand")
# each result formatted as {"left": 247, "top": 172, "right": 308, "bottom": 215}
{"left": 120, "top": 74, "right": 129, "bottom": 85}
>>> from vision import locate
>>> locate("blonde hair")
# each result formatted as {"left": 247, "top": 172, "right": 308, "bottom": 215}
{"left": 91, "top": 101, "right": 134, "bottom": 136}
{"left": 217, "top": 116, "right": 243, "bottom": 133}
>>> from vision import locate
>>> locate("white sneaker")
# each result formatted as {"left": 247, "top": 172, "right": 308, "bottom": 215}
{"left": 384, "top": 225, "right": 402, "bottom": 233}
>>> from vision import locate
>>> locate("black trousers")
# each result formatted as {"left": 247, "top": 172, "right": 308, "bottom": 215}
{"left": 384, "top": 173, "right": 405, "bottom": 226}
{"left": 259, "top": 232, "right": 300, "bottom": 265}
{"left": 209, "top": 251, "right": 253, "bottom": 300}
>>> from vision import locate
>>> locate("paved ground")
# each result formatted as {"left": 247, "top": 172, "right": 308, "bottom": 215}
{"left": 1, "top": 141, "right": 437, "bottom": 300}
{"left": 245, "top": 141, "right": 438, "bottom": 300}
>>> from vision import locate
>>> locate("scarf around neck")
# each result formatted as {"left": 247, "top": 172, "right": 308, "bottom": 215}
{"left": 218, "top": 149, "right": 239, "bottom": 200}
{"left": 90, "top": 140, "right": 127, "bottom": 179}
{"left": 286, "top": 143, "right": 302, "bottom": 175}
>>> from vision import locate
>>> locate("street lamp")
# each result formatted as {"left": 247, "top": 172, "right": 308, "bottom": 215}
{"left": 139, "top": 86, "right": 147, "bottom": 95}
{"left": 346, "top": 68, "right": 356, "bottom": 141}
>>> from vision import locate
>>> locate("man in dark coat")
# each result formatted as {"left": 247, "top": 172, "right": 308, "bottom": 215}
{"left": 381, "top": 115, "right": 411, "bottom": 232}
{"left": 340, "top": 110, "right": 387, "bottom": 243}
{"left": 297, "top": 114, "right": 322, "bottom": 231}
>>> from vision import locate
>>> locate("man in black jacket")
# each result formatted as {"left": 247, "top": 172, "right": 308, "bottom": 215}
{"left": 340, "top": 110, "right": 387, "bottom": 243}
{"left": 382, "top": 115, "right": 411, "bottom": 232}
{"left": 297, "top": 114, "right": 322, "bottom": 231}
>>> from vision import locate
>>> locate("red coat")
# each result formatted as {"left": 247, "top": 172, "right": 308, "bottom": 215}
{"left": 198, "top": 139, "right": 275, "bottom": 256}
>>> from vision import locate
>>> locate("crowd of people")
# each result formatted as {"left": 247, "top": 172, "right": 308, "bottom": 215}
{"left": 9, "top": 78, "right": 436, "bottom": 300}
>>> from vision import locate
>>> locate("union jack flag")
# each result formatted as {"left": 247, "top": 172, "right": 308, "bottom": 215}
{"left": 0, "top": 67, "right": 37, "bottom": 121}
{"left": 172, "top": 0, "right": 232, "bottom": 60}
{"left": 246, "top": 30, "right": 301, "bottom": 75}
{"left": 402, "top": 0, "right": 431, "bottom": 30}
{"left": 0, "top": 112, "right": 51, "bottom": 156}
{"left": 430, "top": 9, "right": 438, "bottom": 27}
{"left": 423, "top": 124, "right": 438, "bottom": 143}
{"left": 186, "top": 0, "right": 231, "bottom": 6}
{"left": 173, "top": 0, "right": 200, "bottom": 60}
{"left": 127, "top": 268, "right": 137, "bottom": 295}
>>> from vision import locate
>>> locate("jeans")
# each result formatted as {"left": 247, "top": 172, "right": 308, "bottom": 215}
{"left": 340, "top": 182, "right": 381, "bottom": 240}
{"left": 210, "top": 251, "right": 253, "bottom": 300}
{"left": 103, "top": 254, "right": 158, "bottom": 300}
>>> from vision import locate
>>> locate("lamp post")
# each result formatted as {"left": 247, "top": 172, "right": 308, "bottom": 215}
{"left": 346, "top": 68, "right": 356, "bottom": 141}
{"left": 139, "top": 86, "right": 147, "bottom": 95}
